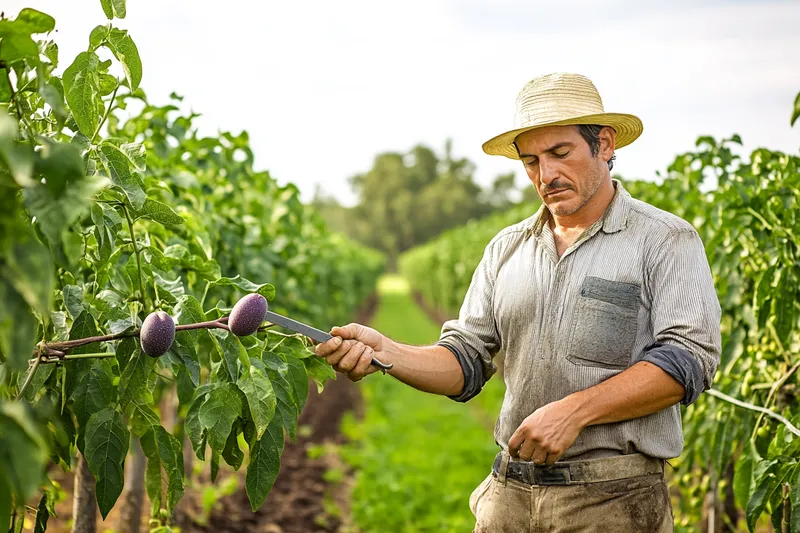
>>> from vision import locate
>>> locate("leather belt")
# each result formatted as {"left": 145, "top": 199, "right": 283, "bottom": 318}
{"left": 491, "top": 452, "right": 664, "bottom": 486}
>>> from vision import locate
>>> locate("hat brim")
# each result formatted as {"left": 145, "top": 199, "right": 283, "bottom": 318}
{"left": 482, "top": 113, "right": 643, "bottom": 160}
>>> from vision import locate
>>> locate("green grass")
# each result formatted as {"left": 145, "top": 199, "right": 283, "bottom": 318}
{"left": 341, "top": 275, "right": 504, "bottom": 533}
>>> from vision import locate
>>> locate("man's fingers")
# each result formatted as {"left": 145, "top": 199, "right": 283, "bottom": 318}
{"left": 335, "top": 341, "right": 367, "bottom": 373}
{"left": 517, "top": 439, "right": 536, "bottom": 462}
{"left": 330, "top": 323, "right": 361, "bottom": 340}
{"left": 314, "top": 336, "right": 343, "bottom": 357}
{"left": 350, "top": 346, "right": 377, "bottom": 381}
{"left": 508, "top": 431, "right": 523, "bottom": 458}
{"left": 325, "top": 339, "right": 357, "bottom": 367}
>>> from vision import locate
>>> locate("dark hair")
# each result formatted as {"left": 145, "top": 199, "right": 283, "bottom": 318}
{"left": 512, "top": 124, "right": 617, "bottom": 170}
{"left": 576, "top": 124, "right": 615, "bottom": 171}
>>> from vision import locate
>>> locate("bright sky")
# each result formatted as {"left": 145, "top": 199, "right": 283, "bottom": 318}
{"left": 7, "top": 0, "right": 800, "bottom": 206}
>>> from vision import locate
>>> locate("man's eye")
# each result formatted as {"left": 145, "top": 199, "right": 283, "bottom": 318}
{"left": 524, "top": 159, "right": 538, "bottom": 167}
{"left": 554, "top": 151, "right": 569, "bottom": 158}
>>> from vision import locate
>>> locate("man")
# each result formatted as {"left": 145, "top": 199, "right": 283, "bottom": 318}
{"left": 314, "top": 72, "right": 721, "bottom": 532}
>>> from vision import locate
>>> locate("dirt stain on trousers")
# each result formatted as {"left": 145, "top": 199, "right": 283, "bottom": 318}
{"left": 470, "top": 472, "right": 674, "bottom": 532}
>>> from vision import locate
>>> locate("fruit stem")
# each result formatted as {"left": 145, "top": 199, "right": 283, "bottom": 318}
{"left": 123, "top": 204, "right": 150, "bottom": 314}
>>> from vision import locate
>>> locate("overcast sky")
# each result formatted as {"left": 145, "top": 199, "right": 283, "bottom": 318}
{"left": 7, "top": 0, "right": 800, "bottom": 205}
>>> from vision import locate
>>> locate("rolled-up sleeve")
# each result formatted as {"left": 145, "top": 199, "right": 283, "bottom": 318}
{"left": 438, "top": 242, "right": 502, "bottom": 402}
{"left": 643, "top": 229, "right": 721, "bottom": 404}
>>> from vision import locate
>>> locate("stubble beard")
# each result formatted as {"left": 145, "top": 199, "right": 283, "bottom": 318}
{"left": 546, "top": 170, "right": 604, "bottom": 217}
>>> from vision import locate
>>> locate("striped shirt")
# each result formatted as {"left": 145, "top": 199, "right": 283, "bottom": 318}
{"left": 438, "top": 179, "right": 721, "bottom": 460}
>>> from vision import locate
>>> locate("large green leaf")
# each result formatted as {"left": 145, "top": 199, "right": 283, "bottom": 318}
{"left": 734, "top": 449, "right": 755, "bottom": 511}
{"left": 245, "top": 414, "right": 284, "bottom": 511}
{"left": 100, "top": 0, "right": 127, "bottom": 19}
{"left": 185, "top": 391, "right": 210, "bottom": 460}
{"left": 131, "top": 198, "right": 183, "bottom": 227}
{"left": 0, "top": 402, "right": 49, "bottom": 504}
{"left": 0, "top": 276, "right": 37, "bottom": 371}
{"left": 3, "top": 228, "right": 54, "bottom": 318}
{"left": 746, "top": 462, "right": 781, "bottom": 532}
{"left": 174, "top": 295, "right": 206, "bottom": 337}
{"left": 62, "top": 285, "right": 85, "bottom": 320}
{"left": 82, "top": 408, "right": 130, "bottom": 518}
{"left": 284, "top": 354, "right": 309, "bottom": 409}
{"left": 237, "top": 353, "right": 277, "bottom": 440}
{"left": 140, "top": 426, "right": 184, "bottom": 515}
{"left": 13, "top": 8, "right": 56, "bottom": 34}
{"left": 64, "top": 311, "right": 101, "bottom": 401}
{"left": 62, "top": 51, "right": 101, "bottom": 137}
{"left": 72, "top": 359, "right": 116, "bottom": 449}
{"left": 203, "top": 276, "right": 276, "bottom": 303}
{"left": 35, "top": 141, "right": 85, "bottom": 197}
{"left": 99, "top": 142, "right": 145, "bottom": 209}
{"left": 33, "top": 490, "right": 51, "bottom": 533}
{"left": 209, "top": 329, "right": 243, "bottom": 382}
{"left": 222, "top": 422, "right": 244, "bottom": 470}
{"left": 258, "top": 355, "right": 298, "bottom": 441}
{"left": 198, "top": 383, "right": 242, "bottom": 453}
{"left": 791, "top": 90, "right": 800, "bottom": 127}
{"left": 165, "top": 332, "right": 200, "bottom": 386}
{"left": 89, "top": 25, "right": 141, "bottom": 91}
{"left": 303, "top": 354, "right": 336, "bottom": 395}
{"left": 125, "top": 386, "right": 160, "bottom": 437}
{"left": 0, "top": 114, "right": 34, "bottom": 187}
{"left": 118, "top": 349, "right": 155, "bottom": 411}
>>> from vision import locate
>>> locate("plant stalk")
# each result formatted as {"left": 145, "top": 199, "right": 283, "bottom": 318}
{"left": 90, "top": 82, "right": 119, "bottom": 144}
{"left": 123, "top": 204, "right": 149, "bottom": 314}
{"left": 706, "top": 388, "right": 800, "bottom": 438}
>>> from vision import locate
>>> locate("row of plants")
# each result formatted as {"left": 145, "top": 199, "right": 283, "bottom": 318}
{"left": 0, "top": 3, "right": 384, "bottom": 532}
{"left": 398, "top": 202, "right": 538, "bottom": 319}
{"left": 399, "top": 107, "right": 800, "bottom": 530}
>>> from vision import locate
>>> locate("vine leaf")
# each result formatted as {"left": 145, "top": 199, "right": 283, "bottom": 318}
{"left": 89, "top": 25, "right": 141, "bottom": 91}
{"left": 83, "top": 408, "right": 129, "bottom": 518}
{"left": 62, "top": 51, "right": 101, "bottom": 137}
{"left": 141, "top": 426, "right": 184, "bottom": 515}
{"left": 100, "top": 0, "right": 127, "bottom": 20}
{"left": 198, "top": 383, "right": 242, "bottom": 453}
{"left": 245, "top": 414, "right": 284, "bottom": 511}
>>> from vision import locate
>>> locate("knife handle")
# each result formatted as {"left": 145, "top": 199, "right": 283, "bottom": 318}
{"left": 371, "top": 356, "right": 393, "bottom": 373}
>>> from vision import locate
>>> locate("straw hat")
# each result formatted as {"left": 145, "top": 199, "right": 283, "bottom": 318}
{"left": 482, "top": 73, "right": 643, "bottom": 160}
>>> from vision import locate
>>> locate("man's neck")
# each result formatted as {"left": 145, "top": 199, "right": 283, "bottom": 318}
{"left": 548, "top": 178, "right": 616, "bottom": 233}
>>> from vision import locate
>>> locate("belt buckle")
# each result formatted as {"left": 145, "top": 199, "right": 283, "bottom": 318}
{"left": 533, "top": 465, "right": 571, "bottom": 485}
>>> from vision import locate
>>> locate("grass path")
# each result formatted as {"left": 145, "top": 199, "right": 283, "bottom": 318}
{"left": 340, "top": 275, "right": 504, "bottom": 533}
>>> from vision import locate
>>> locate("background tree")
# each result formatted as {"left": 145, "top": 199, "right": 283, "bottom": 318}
{"left": 314, "top": 139, "right": 528, "bottom": 268}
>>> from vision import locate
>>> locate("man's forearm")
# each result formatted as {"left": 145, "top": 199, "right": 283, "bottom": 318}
{"left": 565, "top": 361, "right": 686, "bottom": 428}
{"left": 383, "top": 340, "right": 465, "bottom": 396}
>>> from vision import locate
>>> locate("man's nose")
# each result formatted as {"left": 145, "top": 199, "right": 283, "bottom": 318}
{"left": 540, "top": 159, "right": 558, "bottom": 186}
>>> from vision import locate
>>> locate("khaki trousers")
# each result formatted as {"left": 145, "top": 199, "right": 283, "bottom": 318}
{"left": 469, "top": 468, "right": 674, "bottom": 532}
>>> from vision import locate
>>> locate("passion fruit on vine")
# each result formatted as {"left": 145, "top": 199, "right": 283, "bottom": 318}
{"left": 229, "top": 293, "right": 268, "bottom": 337}
{"left": 140, "top": 311, "right": 176, "bottom": 357}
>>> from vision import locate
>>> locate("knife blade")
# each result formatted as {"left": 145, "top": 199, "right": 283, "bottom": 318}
{"left": 264, "top": 311, "right": 393, "bottom": 372}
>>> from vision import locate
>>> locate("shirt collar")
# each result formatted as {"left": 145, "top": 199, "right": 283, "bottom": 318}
{"left": 528, "top": 179, "right": 630, "bottom": 238}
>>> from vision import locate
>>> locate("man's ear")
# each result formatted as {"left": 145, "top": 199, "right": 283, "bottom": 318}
{"left": 599, "top": 126, "right": 616, "bottom": 162}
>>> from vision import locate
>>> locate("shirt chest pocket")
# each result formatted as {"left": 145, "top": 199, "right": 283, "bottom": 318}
{"left": 566, "top": 276, "right": 641, "bottom": 369}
